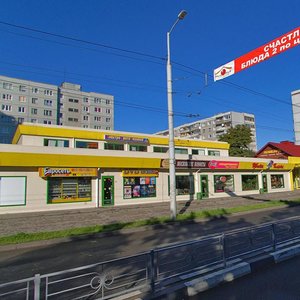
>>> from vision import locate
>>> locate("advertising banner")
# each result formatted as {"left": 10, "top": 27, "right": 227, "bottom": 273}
{"left": 214, "top": 26, "right": 300, "bottom": 81}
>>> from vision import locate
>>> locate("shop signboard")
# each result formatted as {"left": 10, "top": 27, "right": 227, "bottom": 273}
{"left": 122, "top": 170, "right": 159, "bottom": 177}
{"left": 214, "top": 25, "right": 300, "bottom": 81}
{"left": 39, "top": 167, "right": 98, "bottom": 178}
{"left": 104, "top": 134, "right": 149, "bottom": 144}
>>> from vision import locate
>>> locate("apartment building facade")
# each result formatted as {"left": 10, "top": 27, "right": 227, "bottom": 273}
{"left": 156, "top": 111, "right": 257, "bottom": 151}
{"left": 0, "top": 75, "right": 114, "bottom": 143}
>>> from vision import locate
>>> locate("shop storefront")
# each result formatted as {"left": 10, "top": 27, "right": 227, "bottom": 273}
{"left": 39, "top": 167, "right": 98, "bottom": 204}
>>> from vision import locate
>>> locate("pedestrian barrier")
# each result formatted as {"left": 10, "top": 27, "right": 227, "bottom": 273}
{"left": 2, "top": 215, "right": 300, "bottom": 299}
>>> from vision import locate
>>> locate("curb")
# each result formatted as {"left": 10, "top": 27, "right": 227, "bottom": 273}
{"left": 147, "top": 244, "right": 300, "bottom": 299}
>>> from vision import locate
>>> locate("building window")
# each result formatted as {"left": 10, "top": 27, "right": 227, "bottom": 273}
{"left": 83, "top": 97, "right": 89, "bottom": 103}
{"left": 48, "top": 177, "right": 91, "bottom": 203}
{"left": 106, "top": 99, "right": 111, "bottom": 105}
{"left": 44, "top": 110, "right": 52, "bottom": 116}
{"left": 242, "top": 175, "right": 258, "bottom": 191}
{"left": 18, "top": 107, "right": 26, "bottom": 113}
{"left": 0, "top": 177, "right": 26, "bottom": 206}
{"left": 94, "top": 107, "right": 101, "bottom": 113}
{"left": 83, "top": 125, "right": 89, "bottom": 128}
{"left": 94, "top": 126, "right": 101, "bottom": 129}
{"left": 31, "top": 108, "right": 38, "bottom": 115}
{"left": 214, "top": 175, "right": 234, "bottom": 193}
{"left": 32, "top": 98, "right": 38, "bottom": 104}
{"left": 44, "top": 90, "right": 53, "bottom": 96}
{"left": 94, "top": 97, "right": 101, "bottom": 103}
{"left": 208, "top": 150, "right": 220, "bottom": 156}
{"left": 192, "top": 149, "right": 205, "bottom": 155}
{"left": 106, "top": 127, "right": 111, "bottom": 130}
{"left": 32, "top": 87, "right": 39, "bottom": 94}
{"left": 69, "top": 98, "right": 79, "bottom": 103}
{"left": 75, "top": 141, "right": 98, "bottom": 149}
{"left": 3, "top": 82, "right": 13, "bottom": 90}
{"left": 44, "top": 99, "right": 53, "bottom": 106}
{"left": 83, "top": 106, "right": 89, "bottom": 112}
{"left": 68, "top": 108, "right": 79, "bottom": 113}
{"left": 106, "top": 108, "right": 111, "bottom": 114}
{"left": 106, "top": 117, "right": 111, "bottom": 122}
{"left": 18, "top": 117, "right": 25, "bottom": 124}
{"left": 1, "top": 104, "right": 12, "bottom": 111}
{"left": 31, "top": 119, "right": 37, "bottom": 123}
{"left": 129, "top": 145, "right": 147, "bottom": 152}
{"left": 123, "top": 177, "right": 156, "bottom": 199}
{"left": 271, "top": 175, "right": 284, "bottom": 189}
{"left": 19, "top": 96, "right": 26, "bottom": 102}
{"left": 44, "top": 139, "right": 69, "bottom": 147}
{"left": 19, "top": 85, "right": 26, "bottom": 92}
{"left": 173, "top": 175, "right": 194, "bottom": 196}
{"left": 2, "top": 94, "right": 12, "bottom": 100}
{"left": 104, "top": 143, "right": 124, "bottom": 151}
{"left": 43, "top": 120, "right": 52, "bottom": 124}
{"left": 153, "top": 146, "right": 168, "bottom": 153}
{"left": 68, "top": 117, "right": 79, "bottom": 122}
{"left": 83, "top": 115, "right": 89, "bottom": 121}
{"left": 175, "top": 148, "right": 188, "bottom": 154}
{"left": 94, "top": 116, "right": 101, "bottom": 122}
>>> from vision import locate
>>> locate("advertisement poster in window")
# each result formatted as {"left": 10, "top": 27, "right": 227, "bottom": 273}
{"left": 214, "top": 175, "right": 234, "bottom": 193}
{"left": 132, "top": 185, "right": 141, "bottom": 197}
{"left": 124, "top": 186, "right": 132, "bottom": 199}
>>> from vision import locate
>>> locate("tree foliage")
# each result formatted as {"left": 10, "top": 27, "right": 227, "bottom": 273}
{"left": 218, "top": 125, "right": 255, "bottom": 157}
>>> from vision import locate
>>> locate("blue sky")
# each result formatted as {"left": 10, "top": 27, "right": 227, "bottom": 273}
{"left": 0, "top": 0, "right": 299, "bottom": 149}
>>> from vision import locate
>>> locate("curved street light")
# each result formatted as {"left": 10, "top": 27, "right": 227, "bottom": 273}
{"left": 166, "top": 10, "right": 187, "bottom": 220}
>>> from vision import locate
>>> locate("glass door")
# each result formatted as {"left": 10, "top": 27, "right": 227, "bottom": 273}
{"left": 102, "top": 176, "right": 114, "bottom": 206}
{"left": 262, "top": 174, "right": 268, "bottom": 193}
{"left": 200, "top": 175, "right": 209, "bottom": 198}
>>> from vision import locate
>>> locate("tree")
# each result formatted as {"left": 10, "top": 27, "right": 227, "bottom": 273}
{"left": 218, "top": 125, "right": 255, "bottom": 157}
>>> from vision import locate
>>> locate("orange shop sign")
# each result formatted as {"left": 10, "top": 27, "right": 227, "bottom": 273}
{"left": 39, "top": 167, "right": 98, "bottom": 177}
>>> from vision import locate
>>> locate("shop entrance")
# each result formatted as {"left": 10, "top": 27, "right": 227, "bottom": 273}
{"left": 200, "top": 175, "right": 209, "bottom": 198}
{"left": 262, "top": 174, "right": 268, "bottom": 193}
{"left": 102, "top": 176, "right": 114, "bottom": 206}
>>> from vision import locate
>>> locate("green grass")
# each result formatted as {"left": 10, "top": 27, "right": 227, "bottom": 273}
{"left": 1, "top": 199, "right": 300, "bottom": 246}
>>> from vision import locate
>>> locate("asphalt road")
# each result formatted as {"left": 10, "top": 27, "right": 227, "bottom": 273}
{"left": 2, "top": 204, "right": 300, "bottom": 283}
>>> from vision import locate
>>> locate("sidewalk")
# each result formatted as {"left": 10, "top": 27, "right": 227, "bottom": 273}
{"left": 1, "top": 190, "right": 300, "bottom": 237}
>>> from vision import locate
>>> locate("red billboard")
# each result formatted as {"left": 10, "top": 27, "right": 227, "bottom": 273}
{"left": 214, "top": 26, "right": 300, "bottom": 81}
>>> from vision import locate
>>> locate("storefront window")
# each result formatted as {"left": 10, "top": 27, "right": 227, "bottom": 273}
{"left": 129, "top": 145, "right": 147, "bottom": 152}
{"left": 44, "top": 139, "right": 69, "bottom": 147}
{"left": 242, "top": 175, "right": 258, "bottom": 191}
{"left": 153, "top": 146, "right": 168, "bottom": 153}
{"left": 208, "top": 150, "right": 220, "bottom": 156}
{"left": 123, "top": 177, "right": 156, "bottom": 198}
{"left": 192, "top": 149, "right": 205, "bottom": 155}
{"left": 271, "top": 174, "right": 284, "bottom": 189}
{"left": 104, "top": 143, "right": 124, "bottom": 151}
{"left": 48, "top": 177, "right": 91, "bottom": 203}
{"left": 214, "top": 175, "right": 234, "bottom": 193}
{"left": 175, "top": 175, "right": 194, "bottom": 195}
{"left": 75, "top": 141, "right": 98, "bottom": 149}
{"left": 175, "top": 148, "right": 188, "bottom": 154}
{"left": 0, "top": 177, "right": 26, "bottom": 206}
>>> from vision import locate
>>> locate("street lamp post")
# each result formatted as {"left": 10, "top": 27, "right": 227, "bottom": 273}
{"left": 166, "top": 10, "right": 187, "bottom": 221}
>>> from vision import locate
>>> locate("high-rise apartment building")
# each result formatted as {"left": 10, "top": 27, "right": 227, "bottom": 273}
{"left": 156, "top": 111, "right": 257, "bottom": 151}
{"left": 0, "top": 75, "right": 114, "bottom": 143}
{"left": 292, "top": 89, "right": 300, "bottom": 145}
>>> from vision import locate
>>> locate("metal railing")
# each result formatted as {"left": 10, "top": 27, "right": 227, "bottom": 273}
{"left": 2, "top": 216, "right": 300, "bottom": 299}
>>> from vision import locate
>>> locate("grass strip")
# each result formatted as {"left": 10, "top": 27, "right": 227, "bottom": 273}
{"left": 1, "top": 199, "right": 300, "bottom": 245}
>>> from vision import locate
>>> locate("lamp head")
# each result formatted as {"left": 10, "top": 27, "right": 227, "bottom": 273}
{"left": 178, "top": 10, "right": 187, "bottom": 20}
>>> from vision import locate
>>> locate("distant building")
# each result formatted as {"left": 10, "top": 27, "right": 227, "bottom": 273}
{"left": 0, "top": 75, "right": 114, "bottom": 143}
{"left": 291, "top": 89, "right": 300, "bottom": 144}
{"left": 156, "top": 111, "right": 257, "bottom": 151}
